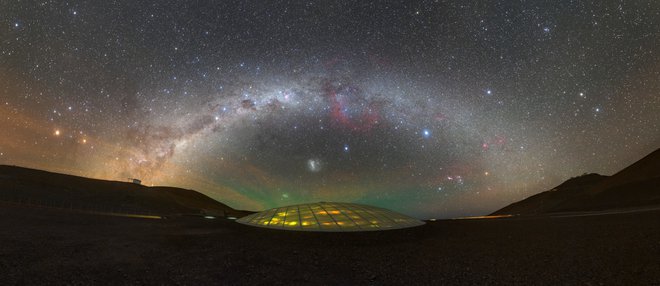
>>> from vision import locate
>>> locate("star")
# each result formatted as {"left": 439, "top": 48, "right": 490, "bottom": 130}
{"left": 422, "top": 129, "right": 431, "bottom": 139}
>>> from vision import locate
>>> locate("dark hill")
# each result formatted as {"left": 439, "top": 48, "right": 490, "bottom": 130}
{"left": 492, "top": 148, "right": 660, "bottom": 215}
{"left": 492, "top": 173, "right": 609, "bottom": 215}
{"left": 0, "top": 165, "right": 251, "bottom": 217}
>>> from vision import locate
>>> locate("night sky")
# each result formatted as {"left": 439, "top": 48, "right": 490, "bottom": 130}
{"left": 1, "top": 1, "right": 658, "bottom": 218}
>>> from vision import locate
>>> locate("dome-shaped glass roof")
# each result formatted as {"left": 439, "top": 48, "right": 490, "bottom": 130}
{"left": 236, "top": 202, "right": 424, "bottom": 232}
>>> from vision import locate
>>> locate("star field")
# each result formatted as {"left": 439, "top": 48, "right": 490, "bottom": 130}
{"left": 1, "top": 1, "right": 659, "bottom": 218}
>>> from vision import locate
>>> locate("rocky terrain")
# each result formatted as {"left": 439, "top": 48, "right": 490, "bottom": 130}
{"left": 1, "top": 202, "right": 659, "bottom": 285}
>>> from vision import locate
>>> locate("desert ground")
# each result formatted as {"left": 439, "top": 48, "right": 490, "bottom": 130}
{"left": 1, "top": 202, "right": 659, "bottom": 285}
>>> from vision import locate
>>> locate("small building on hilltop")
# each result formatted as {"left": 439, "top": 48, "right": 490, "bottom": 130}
{"left": 128, "top": 178, "right": 142, "bottom": 185}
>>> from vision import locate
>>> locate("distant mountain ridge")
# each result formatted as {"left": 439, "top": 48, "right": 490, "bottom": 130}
{"left": 492, "top": 148, "right": 660, "bottom": 215}
{"left": 0, "top": 165, "right": 251, "bottom": 217}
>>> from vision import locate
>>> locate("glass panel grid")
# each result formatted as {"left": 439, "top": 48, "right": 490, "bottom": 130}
{"left": 236, "top": 202, "right": 424, "bottom": 232}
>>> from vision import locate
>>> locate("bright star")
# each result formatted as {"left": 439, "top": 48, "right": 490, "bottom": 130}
{"left": 422, "top": 129, "right": 431, "bottom": 139}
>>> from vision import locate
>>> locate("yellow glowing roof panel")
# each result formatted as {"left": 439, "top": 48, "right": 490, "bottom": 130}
{"left": 236, "top": 202, "right": 424, "bottom": 232}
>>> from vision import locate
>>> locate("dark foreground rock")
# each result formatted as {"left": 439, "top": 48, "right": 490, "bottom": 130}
{"left": 1, "top": 202, "right": 659, "bottom": 285}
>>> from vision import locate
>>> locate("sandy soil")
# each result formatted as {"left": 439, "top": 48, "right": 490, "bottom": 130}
{"left": 1, "top": 202, "right": 659, "bottom": 285}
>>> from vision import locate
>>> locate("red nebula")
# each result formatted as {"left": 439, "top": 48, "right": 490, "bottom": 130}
{"left": 323, "top": 80, "right": 383, "bottom": 132}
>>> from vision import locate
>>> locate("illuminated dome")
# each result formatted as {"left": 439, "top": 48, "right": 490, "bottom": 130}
{"left": 236, "top": 202, "right": 424, "bottom": 232}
